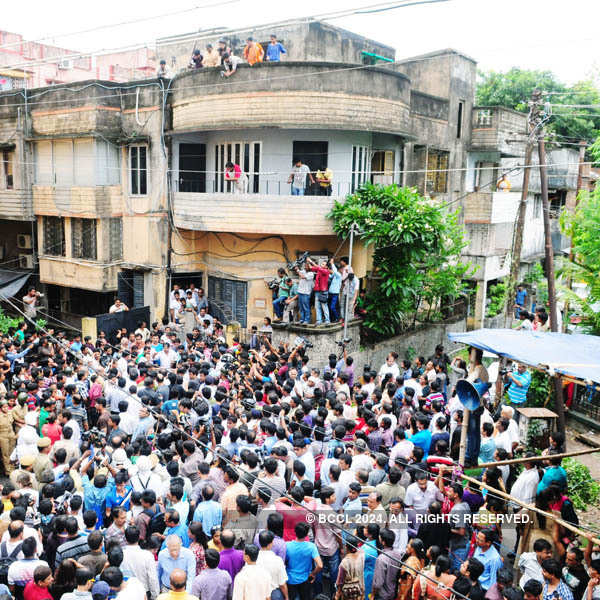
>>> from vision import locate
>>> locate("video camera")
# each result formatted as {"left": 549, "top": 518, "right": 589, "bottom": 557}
{"left": 287, "top": 251, "right": 310, "bottom": 271}
{"left": 336, "top": 338, "right": 352, "bottom": 347}
{"left": 293, "top": 335, "right": 314, "bottom": 349}
{"left": 266, "top": 278, "right": 280, "bottom": 290}
{"left": 81, "top": 427, "right": 106, "bottom": 447}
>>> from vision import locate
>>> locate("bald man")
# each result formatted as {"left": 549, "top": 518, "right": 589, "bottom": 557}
{"left": 157, "top": 569, "right": 198, "bottom": 600}
{"left": 157, "top": 535, "right": 196, "bottom": 594}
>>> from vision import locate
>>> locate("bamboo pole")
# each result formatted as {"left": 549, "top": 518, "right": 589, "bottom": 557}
{"left": 477, "top": 446, "right": 600, "bottom": 469}
{"left": 460, "top": 473, "right": 600, "bottom": 545}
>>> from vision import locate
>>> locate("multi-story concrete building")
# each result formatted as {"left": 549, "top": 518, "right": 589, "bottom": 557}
{"left": 0, "top": 20, "right": 579, "bottom": 330}
{"left": 0, "top": 30, "right": 156, "bottom": 90}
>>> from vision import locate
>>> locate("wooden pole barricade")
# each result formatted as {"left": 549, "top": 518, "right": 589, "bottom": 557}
{"left": 477, "top": 446, "right": 600, "bottom": 469}
{"left": 460, "top": 473, "right": 600, "bottom": 546}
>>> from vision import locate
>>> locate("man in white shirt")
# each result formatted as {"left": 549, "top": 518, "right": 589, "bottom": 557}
{"left": 256, "top": 532, "right": 288, "bottom": 600}
{"left": 378, "top": 352, "right": 400, "bottom": 384}
{"left": 500, "top": 405, "right": 520, "bottom": 452}
{"left": 292, "top": 440, "right": 315, "bottom": 483}
{"left": 109, "top": 298, "right": 129, "bottom": 314}
{"left": 350, "top": 439, "right": 373, "bottom": 473}
{"left": 509, "top": 454, "right": 540, "bottom": 506}
{"left": 122, "top": 527, "right": 160, "bottom": 600}
{"left": 232, "top": 544, "right": 271, "bottom": 600}
{"left": 517, "top": 539, "right": 552, "bottom": 589}
{"left": 156, "top": 342, "right": 178, "bottom": 369}
{"left": 404, "top": 472, "right": 444, "bottom": 511}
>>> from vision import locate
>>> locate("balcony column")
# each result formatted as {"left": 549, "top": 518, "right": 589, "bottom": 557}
{"left": 474, "top": 280, "right": 487, "bottom": 328}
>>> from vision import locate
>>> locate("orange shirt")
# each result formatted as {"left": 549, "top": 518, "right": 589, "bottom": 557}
{"left": 244, "top": 42, "right": 264, "bottom": 66}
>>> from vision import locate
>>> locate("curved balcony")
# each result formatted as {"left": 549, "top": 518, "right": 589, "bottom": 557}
{"left": 170, "top": 61, "right": 412, "bottom": 136}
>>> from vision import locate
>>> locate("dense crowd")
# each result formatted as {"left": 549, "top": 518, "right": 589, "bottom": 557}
{"left": 0, "top": 283, "right": 598, "bottom": 600}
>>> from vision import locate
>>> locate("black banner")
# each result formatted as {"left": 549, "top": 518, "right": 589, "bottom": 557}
{"left": 96, "top": 306, "right": 151, "bottom": 342}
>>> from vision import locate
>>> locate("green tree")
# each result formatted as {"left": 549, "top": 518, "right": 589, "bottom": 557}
{"left": 328, "top": 183, "right": 472, "bottom": 337}
{"left": 559, "top": 184, "right": 600, "bottom": 334}
{"left": 476, "top": 68, "right": 600, "bottom": 143}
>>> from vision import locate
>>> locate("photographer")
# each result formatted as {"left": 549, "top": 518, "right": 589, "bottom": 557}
{"left": 269, "top": 269, "right": 290, "bottom": 321}
{"left": 22, "top": 287, "right": 43, "bottom": 320}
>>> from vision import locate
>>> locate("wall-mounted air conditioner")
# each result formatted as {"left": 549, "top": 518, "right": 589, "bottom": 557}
{"left": 17, "top": 234, "right": 32, "bottom": 249}
{"left": 19, "top": 254, "right": 34, "bottom": 269}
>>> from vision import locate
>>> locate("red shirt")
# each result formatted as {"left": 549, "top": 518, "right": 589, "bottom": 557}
{"left": 310, "top": 266, "right": 330, "bottom": 292}
{"left": 24, "top": 582, "right": 52, "bottom": 600}
{"left": 42, "top": 422, "right": 62, "bottom": 445}
{"left": 275, "top": 501, "right": 309, "bottom": 541}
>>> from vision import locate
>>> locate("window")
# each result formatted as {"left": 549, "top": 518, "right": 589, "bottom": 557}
{"left": 71, "top": 218, "right": 97, "bottom": 260}
{"left": 1, "top": 150, "right": 14, "bottom": 189}
{"left": 34, "top": 139, "right": 113, "bottom": 186}
{"left": 351, "top": 145, "right": 370, "bottom": 193}
{"left": 43, "top": 216, "right": 65, "bottom": 256}
{"left": 425, "top": 150, "right": 449, "bottom": 194}
{"left": 118, "top": 269, "right": 145, "bottom": 308}
{"left": 208, "top": 276, "right": 247, "bottom": 327}
{"left": 214, "top": 142, "right": 261, "bottom": 193}
{"left": 457, "top": 101, "right": 464, "bottom": 139}
{"left": 130, "top": 145, "right": 148, "bottom": 195}
{"left": 476, "top": 109, "right": 493, "bottom": 127}
{"left": 109, "top": 217, "right": 123, "bottom": 261}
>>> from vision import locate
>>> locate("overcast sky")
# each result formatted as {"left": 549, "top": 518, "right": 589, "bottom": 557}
{"left": 3, "top": 0, "right": 598, "bottom": 84}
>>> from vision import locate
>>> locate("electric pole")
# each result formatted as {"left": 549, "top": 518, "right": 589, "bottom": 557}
{"left": 537, "top": 112, "right": 567, "bottom": 435}
{"left": 504, "top": 89, "right": 543, "bottom": 328}
{"left": 496, "top": 90, "right": 542, "bottom": 407}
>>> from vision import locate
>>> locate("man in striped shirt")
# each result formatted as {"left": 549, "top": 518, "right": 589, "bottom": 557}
{"left": 507, "top": 364, "right": 531, "bottom": 405}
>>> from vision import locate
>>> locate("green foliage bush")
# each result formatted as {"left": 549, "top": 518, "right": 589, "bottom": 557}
{"left": 563, "top": 457, "right": 600, "bottom": 511}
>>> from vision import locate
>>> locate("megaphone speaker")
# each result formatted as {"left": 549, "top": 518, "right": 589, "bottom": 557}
{"left": 456, "top": 379, "right": 492, "bottom": 412}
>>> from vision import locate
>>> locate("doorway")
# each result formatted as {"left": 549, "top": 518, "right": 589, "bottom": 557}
{"left": 371, "top": 150, "right": 395, "bottom": 185}
{"left": 292, "top": 141, "right": 328, "bottom": 195}
{"left": 179, "top": 143, "right": 206, "bottom": 192}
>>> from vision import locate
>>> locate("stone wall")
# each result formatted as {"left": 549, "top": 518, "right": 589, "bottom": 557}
{"left": 271, "top": 317, "right": 466, "bottom": 373}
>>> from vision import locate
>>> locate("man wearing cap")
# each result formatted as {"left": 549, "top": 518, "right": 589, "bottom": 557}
{"left": 32, "top": 438, "right": 52, "bottom": 483}
{"left": 10, "top": 455, "right": 39, "bottom": 490}
{"left": 91, "top": 581, "right": 110, "bottom": 600}
{"left": 0, "top": 400, "right": 16, "bottom": 475}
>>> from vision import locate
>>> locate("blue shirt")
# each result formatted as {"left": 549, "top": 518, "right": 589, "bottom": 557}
{"left": 157, "top": 547, "right": 196, "bottom": 592}
{"left": 161, "top": 523, "right": 190, "bottom": 549}
{"left": 516, "top": 289, "right": 527, "bottom": 306}
{"left": 328, "top": 267, "right": 342, "bottom": 294}
{"left": 285, "top": 540, "right": 320, "bottom": 585}
{"left": 162, "top": 399, "right": 178, "bottom": 416}
{"left": 106, "top": 486, "right": 132, "bottom": 512}
{"left": 472, "top": 544, "right": 503, "bottom": 590}
{"left": 408, "top": 429, "right": 432, "bottom": 459}
{"left": 193, "top": 500, "right": 223, "bottom": 537}
{"left": 81, "top": 475, "right": 114, "bottom": 525}
{"left": 507, "top": 370, "right": 531, "bottom": 404}
{"left": 266, "top": 42, "right": 286, "bottom": 61}
{"left": 537, "top": 465, "right": 567, "bottom": 494}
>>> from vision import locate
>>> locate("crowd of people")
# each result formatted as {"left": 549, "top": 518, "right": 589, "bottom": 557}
{"left": 156, "top": 35, "right": 287, "bottom": 79}
{"left": 268, "top": 256, "right": 361, "bottom": 326}
{"left": 0, "top": 286, "right": 598, "bottom": 600}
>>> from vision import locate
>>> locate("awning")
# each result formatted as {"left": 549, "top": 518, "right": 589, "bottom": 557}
{"left": 0, "top": 270, "right": 30, "bottom": 300}
{"left": 447, "top": 328, "right": 600, "bottom": 385}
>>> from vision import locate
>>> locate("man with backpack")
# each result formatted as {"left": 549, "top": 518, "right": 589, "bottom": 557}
{"left": 136, "top": 490, "right": 165, "bottom": 548}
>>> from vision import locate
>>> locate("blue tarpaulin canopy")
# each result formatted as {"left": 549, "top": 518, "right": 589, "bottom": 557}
{"left": 447, "top": 328, "right": 600, "bottom": 385}
{"left": 0, "top": 269, "right": 30, "bottom": 300}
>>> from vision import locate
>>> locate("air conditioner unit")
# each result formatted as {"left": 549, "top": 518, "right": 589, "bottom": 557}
{"left": 19, "top": 254, "right": 34, "bottom": 269}
{"left": 17, "top": 234, "right": 32, "bottom": 250}
{"left": 58, "top": 58, "right": 74, "bottom": 70}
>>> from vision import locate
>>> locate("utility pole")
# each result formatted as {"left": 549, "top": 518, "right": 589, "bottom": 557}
{"left": 496, "top": 90, "right": 542, "bottom": 407}
{"left": 537, "top": 118, "right": 567, "bottom": 435}
{"left": 562, "top": 140, "right": 587, "bottom": 332}
{"left": 504, "top": 89, "right": 542, "bottom": 328}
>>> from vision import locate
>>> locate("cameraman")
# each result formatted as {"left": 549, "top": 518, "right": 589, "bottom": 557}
{"left": 22, "top": 287, "right": 43, "bottom": 319}
{"left": 270, "top": 269, "right": 290, "bottom": 321}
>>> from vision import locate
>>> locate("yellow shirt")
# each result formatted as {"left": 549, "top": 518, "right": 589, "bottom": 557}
{"left": 316, "top": 168, "right": 333, "bottom": 188}
{"left": 203, "top": 48, "right": 222, "bottom": 68}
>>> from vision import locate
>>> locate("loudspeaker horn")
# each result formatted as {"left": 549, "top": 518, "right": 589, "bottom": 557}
{"left": 456, "top": 379, "right": 491, "bottom": 411}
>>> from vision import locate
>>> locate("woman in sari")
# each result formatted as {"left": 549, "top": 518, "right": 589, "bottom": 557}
{"left": 397, "top": 538, "right": 426, "bottom": 600}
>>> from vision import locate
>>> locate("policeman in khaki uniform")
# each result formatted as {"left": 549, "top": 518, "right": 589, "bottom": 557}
{"left": 0, "top": 400, "right": 16, "bottom": 475}
{"left": 33, "top": 437, "right": 52, "bottom": 484}
{"left": 11, "top": 393, "right": 28, "bottom": 433}
{"left": 9, "top": 455, "right": 39, "bottom": 490}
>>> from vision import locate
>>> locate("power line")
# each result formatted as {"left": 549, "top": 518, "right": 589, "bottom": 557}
{"left": 0, "top": 1, "right": 240, "bottom": 52}
{"left": 0, "top": 0, "right": 447, "bottom": 72}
